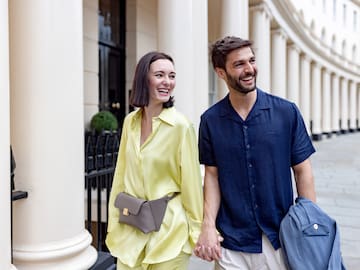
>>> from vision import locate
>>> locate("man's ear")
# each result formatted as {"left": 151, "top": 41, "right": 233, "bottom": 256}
{"left": 215, "top": 68, "right": 226, "bottom": 80}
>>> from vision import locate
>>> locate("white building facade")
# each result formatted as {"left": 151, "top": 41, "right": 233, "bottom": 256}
{"left": 1, "top": 0, "right": 359, "bottom": 269}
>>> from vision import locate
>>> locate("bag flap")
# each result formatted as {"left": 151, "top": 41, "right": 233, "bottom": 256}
{"left": 114, "top": 192, "right": 147, "bottom": 215}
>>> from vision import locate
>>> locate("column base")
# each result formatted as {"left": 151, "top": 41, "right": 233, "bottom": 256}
{"left": 322, "top": 132, "right": 332, "bottom": 139}
{"left": 311, "top": 133, "right": 322, "bottom": 141}
{"left": 13, "top": 230, "right": 97, "bottom": 270}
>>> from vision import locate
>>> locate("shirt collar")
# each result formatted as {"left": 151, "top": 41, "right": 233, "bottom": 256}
{"left": 158, "top": 107, "right": 176, "bottom": 126}
{"left": 132, "top": 107, "right": 176, "bottom": 127}
{"left": 219, "top": 88, "right": 271, "bottom": 119}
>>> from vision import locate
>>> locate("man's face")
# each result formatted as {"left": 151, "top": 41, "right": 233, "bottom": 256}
{"left": 221, "top": 47, "right": 257, "bottom": 94}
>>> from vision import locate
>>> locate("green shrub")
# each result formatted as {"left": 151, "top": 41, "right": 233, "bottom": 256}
{"left": 90, "top": 111, "right": 118, "bottom": 132}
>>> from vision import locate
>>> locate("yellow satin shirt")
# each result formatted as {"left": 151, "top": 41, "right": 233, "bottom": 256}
{"left": 105, "top": 107, "right": 203, "bottom": 268}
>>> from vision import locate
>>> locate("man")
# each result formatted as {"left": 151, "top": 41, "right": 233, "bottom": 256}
{"left": 194, "top": 36, "right": 316, "bottom": 269}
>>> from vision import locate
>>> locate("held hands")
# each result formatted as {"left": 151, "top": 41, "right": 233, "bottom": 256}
{"left": 194, "top": 225, "right": 223, "bottom": 262}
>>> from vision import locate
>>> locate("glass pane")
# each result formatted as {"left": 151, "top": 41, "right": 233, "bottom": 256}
{"left": 99, "top": 0, "right": 121, "bottom": 46}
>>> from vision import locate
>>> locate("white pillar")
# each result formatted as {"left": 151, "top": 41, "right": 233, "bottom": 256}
{"left": 221, "top": 0, "right": 249, "bottom": 38}
{"left": 311, "top": 63, "right": 322, "bottom": 139}
{"left": 250, "top": 3, "right": 271, "bottom": 91}
{"left": 331, "top": 74, "right": 341, "bottom": 133}
{"left": 0, "top": 0, "right": 17, "bottom": 269}
{"left": 322, "top": 69, "right": 332, "bottom": 135}
{"left": 9, "top": 1, "right": 97, "bottom": 269}
{"left": 271, "top": 28, "right": 287, "bottom": 98}
{"left": 340, "top": 78, "right": 349, "bottom": 132}
{"left": 299, "top": 55, "right": 312, "bottom": 135}
{"left": 191, "top": 0, "right": 209, "bottom": 130}
{"left": 287, "top": 44, "right": 301, "bottom": 105}
{"left": 349, "top": 80, "right": 357, "bottom": 131}
{"left": 158, "top": 0, "right": 208, "bottom": 128}
{"left": 217, "top": 0, "right": 249, "bottom": 99}
{"left": 358, "top": 83, "right": 360, "bottom": 130}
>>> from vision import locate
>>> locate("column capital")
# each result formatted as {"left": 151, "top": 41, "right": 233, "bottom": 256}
{"left": 300, "top": 54, "right": 312, "bottom": 63}
{"left": 287, "top": 42, "right": 301, "bottom": 54}
{"left": 250, "top": 2, "right": 272, "bottom": 20}
{"left": 322, "top": 68, "right": 331, "bottom": 75}
{"left": 271, "top": 28, "right": 288, "bottom": 40}
{"left": 312, "top": 61, "right": 322, "bottom": 69}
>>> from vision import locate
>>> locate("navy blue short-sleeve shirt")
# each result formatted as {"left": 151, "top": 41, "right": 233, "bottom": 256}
{"left": 198, "top": 89, "right": 315, "bottom": 253}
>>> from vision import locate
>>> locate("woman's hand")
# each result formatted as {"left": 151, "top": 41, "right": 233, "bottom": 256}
{"left": 194, "top": 224, "right": 223, "bottom": 261}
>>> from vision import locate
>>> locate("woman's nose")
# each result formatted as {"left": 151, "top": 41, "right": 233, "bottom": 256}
{"left": 162, "top": 76, "right": 170, "bottom": 85}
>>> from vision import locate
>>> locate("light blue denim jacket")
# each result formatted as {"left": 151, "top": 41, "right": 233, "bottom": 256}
{"left": 279, "top": 197, "right": 346, "bottom": 270}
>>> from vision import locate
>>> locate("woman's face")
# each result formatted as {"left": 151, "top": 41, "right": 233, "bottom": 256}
{"left": 147, "top": 59, "right": 176, "bottom": 106}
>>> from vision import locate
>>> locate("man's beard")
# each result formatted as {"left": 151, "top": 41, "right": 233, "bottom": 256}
{"left": 226, "top": 72, "right": 257, "bottom": 94}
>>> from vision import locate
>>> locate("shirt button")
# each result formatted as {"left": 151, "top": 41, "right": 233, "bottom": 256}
{"left": 313, "top": 224, "right": 318, "bottom": 230}
{"left": 251, "top": 184, "right": 255, "bottom": 189}
{"left": 249, "top": 164, "right": 252, "bottom": 168}
{"left": 243, "top": 125, "right": 248, "bottom": 129}
{"left": 246, "top": 144, "right": 250, "bottom": 149}
{"left": 254, "top": 204, "right": 258, "bottom": 209}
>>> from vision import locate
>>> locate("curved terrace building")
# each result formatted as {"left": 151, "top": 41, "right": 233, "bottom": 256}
{"left": 1, "top": 0, "right": 359, "bottom": 269}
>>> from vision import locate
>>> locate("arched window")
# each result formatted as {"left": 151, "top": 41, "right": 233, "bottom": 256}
{"left": 352, "top": 44, "right": 357, "bottom": 63}
{"left": 342, "top": 40, "right": 347, "bottom": 57}
{"left": 321, "top": 28, "right": 326, "bottom": 43}
{"left": 331, "top": 34, "right": 337, "bottom": 51}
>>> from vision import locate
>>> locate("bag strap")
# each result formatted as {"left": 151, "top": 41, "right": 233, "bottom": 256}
{"left": 162, "top": 192, "right": 179, "bottom": 202}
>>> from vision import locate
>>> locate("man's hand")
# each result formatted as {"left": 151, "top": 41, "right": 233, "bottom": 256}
{"left": 194, "top": 224, "right": 223, "bottom": 261}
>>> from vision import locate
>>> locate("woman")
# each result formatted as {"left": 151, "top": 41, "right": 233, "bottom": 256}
{"left": 106, "top": 51, "right": 203, "bottom": 270}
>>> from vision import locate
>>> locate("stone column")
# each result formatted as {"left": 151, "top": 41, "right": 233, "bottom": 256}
{"left": 349, "top": 80, "right": 357, "bottom": 131}
{"left": 158, "top": 0, "right": 208, "bottom": 128}
{"left": 216, "top": 0, "right": 249, "bottom": 99}
{"left": 299, "top": 54, "right": 312, "bottom": 135}
{"left": 311, "top": 63, "right": 322, "bottom": 140}
{"left": 331, "top": 74, "right": 341, "bottom": 133}
{"left": 250, "top": 3, "right": 271, "bottom": 91}
{"left": 221, "top": 0, "right": 249, "bottom": 38}
{"left": 0, "top": 0, "right": 17, "bottom": 269}
{"left": 358, "top": 83, "right": 360, "bottom": 130}
{"left": 271, "top": 28, "right": 287, "bottom": 98}
{"left": 9, "top": 1, "right": 97, "bottom": 269}
{"left": 340, "top": 78, "right": 349, "bottom": 132}
{"left": 287, "top": 44, "right": 301, "bottom": 105}
{"left": 322, "top": 69, "right": 332, "bottom": 136}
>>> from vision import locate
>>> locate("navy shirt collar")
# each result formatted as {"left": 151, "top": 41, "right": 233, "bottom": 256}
{"left": 219, "top": 88, "right": 271, "bottom": 121}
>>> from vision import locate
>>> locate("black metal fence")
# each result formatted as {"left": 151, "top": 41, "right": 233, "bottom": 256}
{"left": 84, "top": 129, "right": 120, "bottom": 251}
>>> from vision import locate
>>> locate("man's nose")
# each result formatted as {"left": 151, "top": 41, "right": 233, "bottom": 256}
{"left": 244, "top": 62, "right": 254, "bottom": 73}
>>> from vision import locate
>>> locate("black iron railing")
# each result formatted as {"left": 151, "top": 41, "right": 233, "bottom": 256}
{"left": 84, "top": 130, "right": 120, "bottom": 252}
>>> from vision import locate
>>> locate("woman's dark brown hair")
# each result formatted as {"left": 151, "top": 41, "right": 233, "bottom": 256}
{"left": 130, "top": 51, "right": 175, "bottom": 108}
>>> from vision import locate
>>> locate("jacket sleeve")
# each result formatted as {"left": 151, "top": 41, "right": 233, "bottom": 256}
{"left": 180, "top": 124, "right": 204, "bottom": 247}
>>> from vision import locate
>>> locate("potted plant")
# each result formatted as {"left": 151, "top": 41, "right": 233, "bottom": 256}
{"left": 90, "top": 111, "right": 119, "bottom": 133}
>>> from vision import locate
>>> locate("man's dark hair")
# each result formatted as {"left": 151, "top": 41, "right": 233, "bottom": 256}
{"left": 130, "top": 51, "right": 175, "bottom": 108}
{"left": 210, "top": 36, "right": 254, "bottom": 70}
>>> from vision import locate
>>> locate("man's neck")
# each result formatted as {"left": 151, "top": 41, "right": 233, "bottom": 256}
{"left": 229, "top": 89, "right": 257, "bottom": 120}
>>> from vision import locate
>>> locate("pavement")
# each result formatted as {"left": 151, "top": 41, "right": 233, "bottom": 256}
{"left": 188, "top": 132, "right": 360, "bottom": 270}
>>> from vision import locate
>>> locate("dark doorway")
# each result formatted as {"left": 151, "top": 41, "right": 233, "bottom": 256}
{"left": 98, "top": 0, "right": 126, "bottom": 127}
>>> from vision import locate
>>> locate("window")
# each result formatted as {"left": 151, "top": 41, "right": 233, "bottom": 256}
{"left": 343, "top": 4, "right": 347, "bottom": 25}
{"left": 354, "top": 11, "right": 357, "bottom": 31}
{"left": 333, "top": 0, "right": 337, "bottom": 19}
{"left": 208, "top": 65, "right": 218, "bottom": 106}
